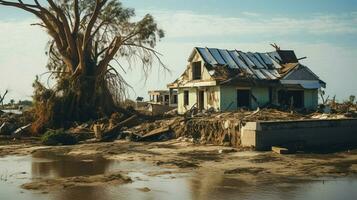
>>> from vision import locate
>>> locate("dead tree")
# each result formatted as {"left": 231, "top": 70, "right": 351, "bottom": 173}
{"left": 270, "top": 43, "right": 281, "bottom": 51}
{"left": 0, "top": 0, "right": 165, "bottom": 132}
{"left": 0, "top": 90, "right": 8, "bottom": 108}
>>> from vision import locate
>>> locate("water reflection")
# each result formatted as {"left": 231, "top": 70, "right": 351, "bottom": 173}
{"left": 31, "top": 151, "right": 112, "bottom": 178}
{"left": 1, "top": 154, "right": 357, "bottom": 200}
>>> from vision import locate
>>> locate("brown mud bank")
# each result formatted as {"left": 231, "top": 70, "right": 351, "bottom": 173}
{"left": 1, "top": 139, "right": 357, "bottom": 185}
{"left": 21, "top": 173, "right": 132, "bottom": 191}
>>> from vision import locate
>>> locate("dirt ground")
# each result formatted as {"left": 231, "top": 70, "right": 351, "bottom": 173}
{"left": 1, "top": 138, "right": 357, "bottom": 191}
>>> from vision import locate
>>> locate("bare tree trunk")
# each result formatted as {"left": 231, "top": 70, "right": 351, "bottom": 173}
{"left": 0, "top": 90, "right": 8, "bottom": 108}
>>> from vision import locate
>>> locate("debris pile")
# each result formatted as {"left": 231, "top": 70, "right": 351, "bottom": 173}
{"left": 0, "top": 111, "right": 33, "bottom": 138}
{"left": 1, "top": 103, "right": 356, "bottom": 148}
{"left": 125, "top": 108, "right": 357, "bottom": 148}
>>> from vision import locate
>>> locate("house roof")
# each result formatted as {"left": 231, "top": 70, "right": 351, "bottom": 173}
{"left": 168, "top": 47, "right": 325, "bottom": 89}
{"left": 190, "top": 47, "right": 307, "bottom": 81}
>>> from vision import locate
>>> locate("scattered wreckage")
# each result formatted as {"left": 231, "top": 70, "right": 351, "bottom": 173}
{"left": 1, "top": 99, "right": 356, "bottom": 152}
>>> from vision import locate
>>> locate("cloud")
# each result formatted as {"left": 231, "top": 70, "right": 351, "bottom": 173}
{"left": 242, "top": 12, "right": 261, "bottom": 17}
{"left": 1, "top": 12, "right": 356, "bottom": 102}
{"left": 123, "top": 40, "right": 357, "bottom": 101}
{"left": 0, "top": 19, "right": 48, "bottom": 101}
{"left": 145, "top": 10, "right": 357, "bottom": 38}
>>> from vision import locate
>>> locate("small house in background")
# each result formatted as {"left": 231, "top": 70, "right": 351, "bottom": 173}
{"left": 168, "top": 47, "right": 325, "bottom": 114}
{"left": 141, "top": 90, "right": 178, "bottom": 116}
{"left": 148, "top": 90, "right": 178, "bottom": 107}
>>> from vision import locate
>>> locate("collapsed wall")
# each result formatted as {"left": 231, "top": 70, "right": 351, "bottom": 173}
{"left": 174, "top": 117, "right": 242, "bottom": 147}
{"left": 173, "top": 116, "right": 357, "bottom": 151}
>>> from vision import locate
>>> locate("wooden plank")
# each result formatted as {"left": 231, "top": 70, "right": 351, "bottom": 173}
{"left": 272, "top": 146, "right": 290, "bottom": 154}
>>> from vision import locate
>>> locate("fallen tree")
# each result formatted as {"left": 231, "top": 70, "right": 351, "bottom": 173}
{"left": 0, "top": 0, "right": 165, "bottom": 133}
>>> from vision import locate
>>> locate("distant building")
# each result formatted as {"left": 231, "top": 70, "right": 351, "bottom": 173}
{"left": 168, "top": 47, "right": 325, "bottom": 114}
{"left": 148, "top": 90, "right": 178, "bottom": 107}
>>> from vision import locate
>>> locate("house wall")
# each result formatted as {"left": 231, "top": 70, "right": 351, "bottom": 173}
{"left": 251, "top": 87, "right": 270, "bottom": 108}
{"left": 220, "top": 86, "right": 238, "bottom": 111}
{"left": 220, "top": 86, "right": 270, "bottom": 111}
{"left": 304, "top": 89, "right": 318, "bottom": 109}
{"left": 178, "top": 86, "right": 317, "bottom": 114}
{"left": 177, "top": 88, "right": 198, "bottom": 114}
{"left": 206, "top": 86, "right": 220, "bottom": 110}
{"left": 177, "top": 86, "right": 220, "bottom": 114}
{"left": 188, "top": 51, "right": 213, "bottom": 81}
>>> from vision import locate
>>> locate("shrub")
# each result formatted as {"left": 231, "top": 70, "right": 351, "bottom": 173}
{"left": 41, "top": 129, "right": 77, "bottom": 146}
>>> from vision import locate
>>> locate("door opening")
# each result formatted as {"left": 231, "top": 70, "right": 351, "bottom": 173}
{"left": 198, "top": 90, "right": 205, "bottom": 110}
{"left": 278, "top": 90, "right": 304, "bottom": 108}
{"left": 237, "top": 89, "right": 251, "bottom": 108}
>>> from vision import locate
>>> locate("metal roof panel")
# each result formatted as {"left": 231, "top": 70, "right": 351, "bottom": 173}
{"left": 218, "top": 49, "right": 239, "bottom": 69}
{"left": 207, "top": 48, "right": 226, "bottom": 65}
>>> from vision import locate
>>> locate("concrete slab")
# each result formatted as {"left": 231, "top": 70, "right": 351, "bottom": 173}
{"left": 241, "top": 119, "right": 357, "bottom": 151}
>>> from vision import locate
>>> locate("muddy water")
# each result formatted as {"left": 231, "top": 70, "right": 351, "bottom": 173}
{"left": 0, "top": 153, "right": 357, "bottom": 200}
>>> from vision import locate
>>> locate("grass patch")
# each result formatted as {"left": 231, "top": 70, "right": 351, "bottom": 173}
{"left": 41, "top": 129, "right": 77, "bottom": 146}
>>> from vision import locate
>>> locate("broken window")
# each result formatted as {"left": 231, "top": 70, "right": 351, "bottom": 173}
{"left": 184, "top": 90, "right": 189, "bottom": 106}
{"left": 192, "top": 61, "right": 202, "bottom": 80}
{"left": 237, "top": 89, "right": 251, "bottom": 108}
{"left": 278, "top": 90, "right": 304, "bottom": 108}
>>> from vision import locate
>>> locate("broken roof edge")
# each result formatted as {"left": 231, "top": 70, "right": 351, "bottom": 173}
{"left": 280, "top": 64, "right": 326, "bottom": 86}
{"left": 167, "top": 80, "right": 218, "bottom": 89}
{"left": 220, "top": 77, "right": 281, "bottom": 87}
{"left": 188, "top": 47, "right": 201, "bottom": 62}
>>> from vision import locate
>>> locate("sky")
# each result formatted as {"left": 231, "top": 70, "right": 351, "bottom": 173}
{"left": 0, "top": 0, "right": 357, "bottom": 103}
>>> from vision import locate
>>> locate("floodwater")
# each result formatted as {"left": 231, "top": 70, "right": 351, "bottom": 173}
{"left": 0, "top": 153, "right": 357, "bottom": 200}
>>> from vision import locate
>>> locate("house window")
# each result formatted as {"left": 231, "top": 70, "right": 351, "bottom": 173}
{"left": 164, "top": 95, "right": 169, "bottom": 105}
{"left": 159, "top": 95, "right": 163, "bottom": 103}
{"left": 192, "top": 61, "right": 202, "bottom": 80}
{"left": 237, "top": 89, "right": 251, "bottom": 108}
{"left": 173, "top": 94, "right": 178, "bottom": 104}
{"left": 184, "top": 90, "right": 189, "bottom": 106}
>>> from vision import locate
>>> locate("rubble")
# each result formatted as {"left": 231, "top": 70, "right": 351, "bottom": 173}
{"left": 0, "top": 110, "right": 34, "bottom": 138}
{"left": 123, "top": 107, "right": 357, "bottom": 148}
{"left": 0, "top": 122, "right": 14, "bottom": 135}
{"left": 12, "top": 124, "right": 31, "bottom": 139}
{"left": 100, "top": 115, "right": 138, "bottom": 142}
{"left": 1, "top": 102, "right": 356, "bottom": 149}
{"left": 138, "top": 126, "right": 172, "bottom": 141}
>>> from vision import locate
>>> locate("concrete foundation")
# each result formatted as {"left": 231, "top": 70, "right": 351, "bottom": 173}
{"left": 241, "top": 119, "right": 357, "bottom": 150}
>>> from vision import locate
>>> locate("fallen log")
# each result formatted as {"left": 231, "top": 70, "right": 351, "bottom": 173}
{"left": 139, "top": 126, "right": 171, "bottom": 141}
{"left": 100, "top": 115, "right": 137, "bottom": 142}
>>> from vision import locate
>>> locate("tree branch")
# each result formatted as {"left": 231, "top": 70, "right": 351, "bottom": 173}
{"left": 73, "top": 0, "right": 80, "bottom": 34}
{"left": 83, "top": 0, "right": 107, "bottom": 50}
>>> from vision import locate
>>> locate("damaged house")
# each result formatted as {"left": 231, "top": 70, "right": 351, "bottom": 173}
{"left": 168, "top": 47, "right": 326, "bottom": 114}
